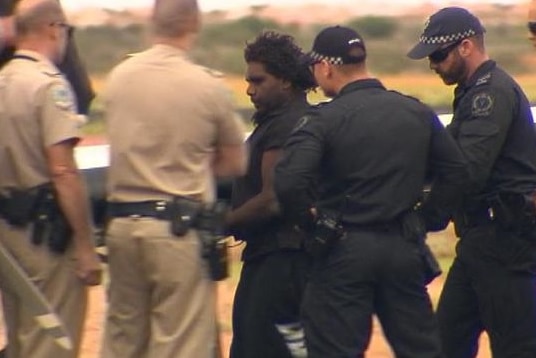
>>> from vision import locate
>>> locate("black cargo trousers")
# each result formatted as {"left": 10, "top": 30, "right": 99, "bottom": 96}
{"left": 302, "top": 228, "right": 442, "bottom": 358}
{"left": 437, "top": 223, "right": 536, "bottom": 358}
{"left": 230, "top": 249, "right": 310, "bottom": 358}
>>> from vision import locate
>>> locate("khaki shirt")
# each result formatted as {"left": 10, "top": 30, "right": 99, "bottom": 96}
{"left": 0, "top": 50, "right": 81, "bottom": 190}
{"left": 105, "top": 44, "right": 245, "bottom": 202}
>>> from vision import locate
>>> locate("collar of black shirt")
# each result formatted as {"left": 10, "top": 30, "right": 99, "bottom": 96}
{"left": 337, "top": 78, "right": 385, "bottom": 98}
{"left": 456, "top": 60, "right": 496, "bottom": 94}
{"left": 252, "top": 93, "right": 308, "bottom": 125}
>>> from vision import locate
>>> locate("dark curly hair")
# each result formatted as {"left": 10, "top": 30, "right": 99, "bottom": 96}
{"left": 244, "top": 31, "right": 317, "bottom": 92}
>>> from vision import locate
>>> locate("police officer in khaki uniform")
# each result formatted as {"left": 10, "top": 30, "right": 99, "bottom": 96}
{"left": 102, "top": 0, "right": 247, "bottom": 357}
{"left": 0, "top": 1, "right": 102, "bottom": 357}
{"left": 528, "top": 0, "right": 536, "bottom": 47}
{"left": 0, "top": 0, "right": 94, "bottom": 114}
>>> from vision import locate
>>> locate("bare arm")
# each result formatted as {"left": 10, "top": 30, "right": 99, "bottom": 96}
{"left": 226, "top": 149, "right": 281, "bottom": 228}
{"left": 46, "top": 140, "right": 101, "bottom": 286}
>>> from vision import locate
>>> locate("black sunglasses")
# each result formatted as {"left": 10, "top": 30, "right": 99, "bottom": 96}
{"left": 50, "top": 22, "right": 75, "bottom": 37}
{"left": 428, "top": 41, "right": 462, "bottom": 64}
{"left": 529, "top": 22, "right": 536, "bottom": 35}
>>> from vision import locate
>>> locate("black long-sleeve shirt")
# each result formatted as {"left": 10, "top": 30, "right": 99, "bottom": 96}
{"left": 275, "top": 79, "right": 468, "bottom": 228}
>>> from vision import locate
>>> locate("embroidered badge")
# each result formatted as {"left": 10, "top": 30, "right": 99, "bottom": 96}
{"left": 292, "top": 115, "right": 311, "bottom": 133}
{"left": 471, "top": 92, "right": 494, "bottom": 117}
{"left": 50, "top": 84, "right": 74, "bottom": 110}
{"left": 475, "top": 72, "right": 491, "bottom": 87}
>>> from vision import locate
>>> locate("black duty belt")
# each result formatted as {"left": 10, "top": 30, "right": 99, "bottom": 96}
{"left": 107, "top": 201, "right": 171, "bottom": 220}
{"left": 344, "top": 219, "right": 401, "bottom": 233}
{"left": 456, "top": 207, "right": 494, "bottom": 229}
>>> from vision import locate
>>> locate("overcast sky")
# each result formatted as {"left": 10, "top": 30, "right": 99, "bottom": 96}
{"left": 61, "top": 0, "right": 522, "bottom": 12}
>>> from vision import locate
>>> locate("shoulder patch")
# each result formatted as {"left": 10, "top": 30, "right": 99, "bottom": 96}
{"left": 50, "top": 83, "right": 75, "bottom": 111}
{"left": 475, "top": 72, "right": 492, "bottom": 87}
{"left": 471, "top": 92, "right": 494, "bottom": 117}
{"left": 292, "top": 115, "right": 311, "bottom": 133}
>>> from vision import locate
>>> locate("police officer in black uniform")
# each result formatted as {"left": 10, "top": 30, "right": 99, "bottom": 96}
{"left": 408, "top": 7, "right": 536, "bottom": 358}
{"left": 274, "top": 25, "right": 468, "bottom": 358}
{"left": 227, "top": 31, "right": 316, "bottom": 358}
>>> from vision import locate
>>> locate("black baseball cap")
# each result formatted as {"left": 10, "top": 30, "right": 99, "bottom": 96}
{"left": 303, "top": 25, "right": 366, "bottom": 65}
{"left": 407, "top": 7, "right": 485, "bottom": 60}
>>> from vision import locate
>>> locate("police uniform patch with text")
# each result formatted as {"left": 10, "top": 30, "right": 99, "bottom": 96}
{"left": 471, "top": 92, "right": 494, "bottom": 117}
{"left": 50, "top": 83, "right": 74, "bottom": 111}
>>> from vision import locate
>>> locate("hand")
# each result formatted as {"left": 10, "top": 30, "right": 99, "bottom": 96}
{"left": 74, "top": 243, "right": 102, "bottom": 286}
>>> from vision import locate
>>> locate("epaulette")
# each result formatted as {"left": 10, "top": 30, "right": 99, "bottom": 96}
{"left": 203, "top": 67, "right": 225, "bottom": 78}
{"left": 40, "top": 70, "right": 62, "bottom": 78}
{"left": 126, "top": 52, "right": 137, "bottom": 58}
{"left": 388, "top": 89, "right": 422, "bottom": 104}
{"left": 475, "top": 72, "right": 492, "bottom": 87}
{"left": 37, "top": 62, "right": 62, "bottom": 78}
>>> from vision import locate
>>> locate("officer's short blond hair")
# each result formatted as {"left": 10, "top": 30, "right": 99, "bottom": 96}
{"left": 15, "top": 0, "right": 65, "bottom": 36}
{"left": 151, "top": 0, "right": 200, "bottom": 38}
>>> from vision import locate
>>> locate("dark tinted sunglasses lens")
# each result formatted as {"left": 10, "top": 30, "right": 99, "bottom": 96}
{"left": 428, "top": 48, "right": 449, "bottom": 63}
{"left": 529, "top": 22, "right": 536, "bottom": 35}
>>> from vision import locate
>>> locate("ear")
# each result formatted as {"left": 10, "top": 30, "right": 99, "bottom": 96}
{"left": 281, "top": 78, "right": 292, "bottom": 90}
{"left": 457, "top": 39, "right": 473, "bottom": 57}
{"left": 45, "top": 23, "right": 58, "bottom": 41}
{"left": 318, "top": 60, "right": 331, "bottom": 78}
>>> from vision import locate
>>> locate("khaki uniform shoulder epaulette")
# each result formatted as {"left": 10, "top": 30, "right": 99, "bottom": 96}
{"left": 39, "top": 65, "right": 62, "bottom": 79}
{"left": 202, "top": 67, "right": 225, "bottom": 79}
{"left": 125, "top": 52, "right": 141, "bottom": 59}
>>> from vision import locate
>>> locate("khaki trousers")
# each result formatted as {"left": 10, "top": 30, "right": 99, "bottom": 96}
{"left": 0, "top": 220, "right": 88, "bottom": 358}
{"left": 101, "top": 217, "right": 216, "bottom": 358}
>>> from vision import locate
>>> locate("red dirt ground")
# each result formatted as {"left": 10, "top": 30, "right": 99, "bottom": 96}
{"left": 0, "top": 138, "right": 493, "bottom": 357}
{"left": 0, "top": 245, "right": 493, "bottom": 357}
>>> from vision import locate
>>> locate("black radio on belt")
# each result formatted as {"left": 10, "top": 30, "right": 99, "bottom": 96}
{"left": 306, "top": 212, "right": 344, "bottom": 259}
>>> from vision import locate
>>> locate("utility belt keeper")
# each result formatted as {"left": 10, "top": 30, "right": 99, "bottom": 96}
{"left": 455, "top": 192, "right": 536, "bottom": 235}
{"left": 107, "top": 197, "right": 230, "bottom": 281}
{"left": 0, "top": 183, "right": 72, "bottom": 253}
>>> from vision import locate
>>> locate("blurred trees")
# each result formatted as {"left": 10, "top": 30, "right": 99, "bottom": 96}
{"left": 74, "top": 15, "right": 532, "bottom": 77}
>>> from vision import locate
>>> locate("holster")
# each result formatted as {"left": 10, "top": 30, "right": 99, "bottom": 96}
{"left": 196, "top": 201, "right": 229, "bottom": 281}
{"left": 0, "top": 184, "right": 72, "bottom": 253}
{"left": 169, "top": 197, "right": 203, "bottom": 236}
{"left": 401, "top": 210, "right": 442, "bottom": 284}
{"left": 0, "top": 185, "right": 45, "bottom": 226}
{"left": 489, "top": 192, "right": 536, "bottom": 235}
{"left": 107, "top": 197, "right": 231, "bottom": 281}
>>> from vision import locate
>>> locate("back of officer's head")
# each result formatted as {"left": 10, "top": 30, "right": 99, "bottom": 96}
{"left": 151, "top": 0, "right": 200, "bottom": 38}
{"left": 305, "top": 25, "right": 367, "bottom": 70}
{"left": 15, "top": 0, "right": 65, "bottom": 37}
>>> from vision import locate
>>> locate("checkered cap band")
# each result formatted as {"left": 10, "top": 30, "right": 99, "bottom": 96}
{"left": 419, "top": 29, "right": 477, "bottom": 45}
{"left": 309, "top": 51, "right": 345, "bottom": 65}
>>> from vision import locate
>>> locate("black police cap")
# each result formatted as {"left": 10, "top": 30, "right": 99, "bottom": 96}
{"left": 407, "top": 7, "right": 485, "bottom": 60}
{"left": 303, "top": 25, "right": 366, "bottom": 65}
